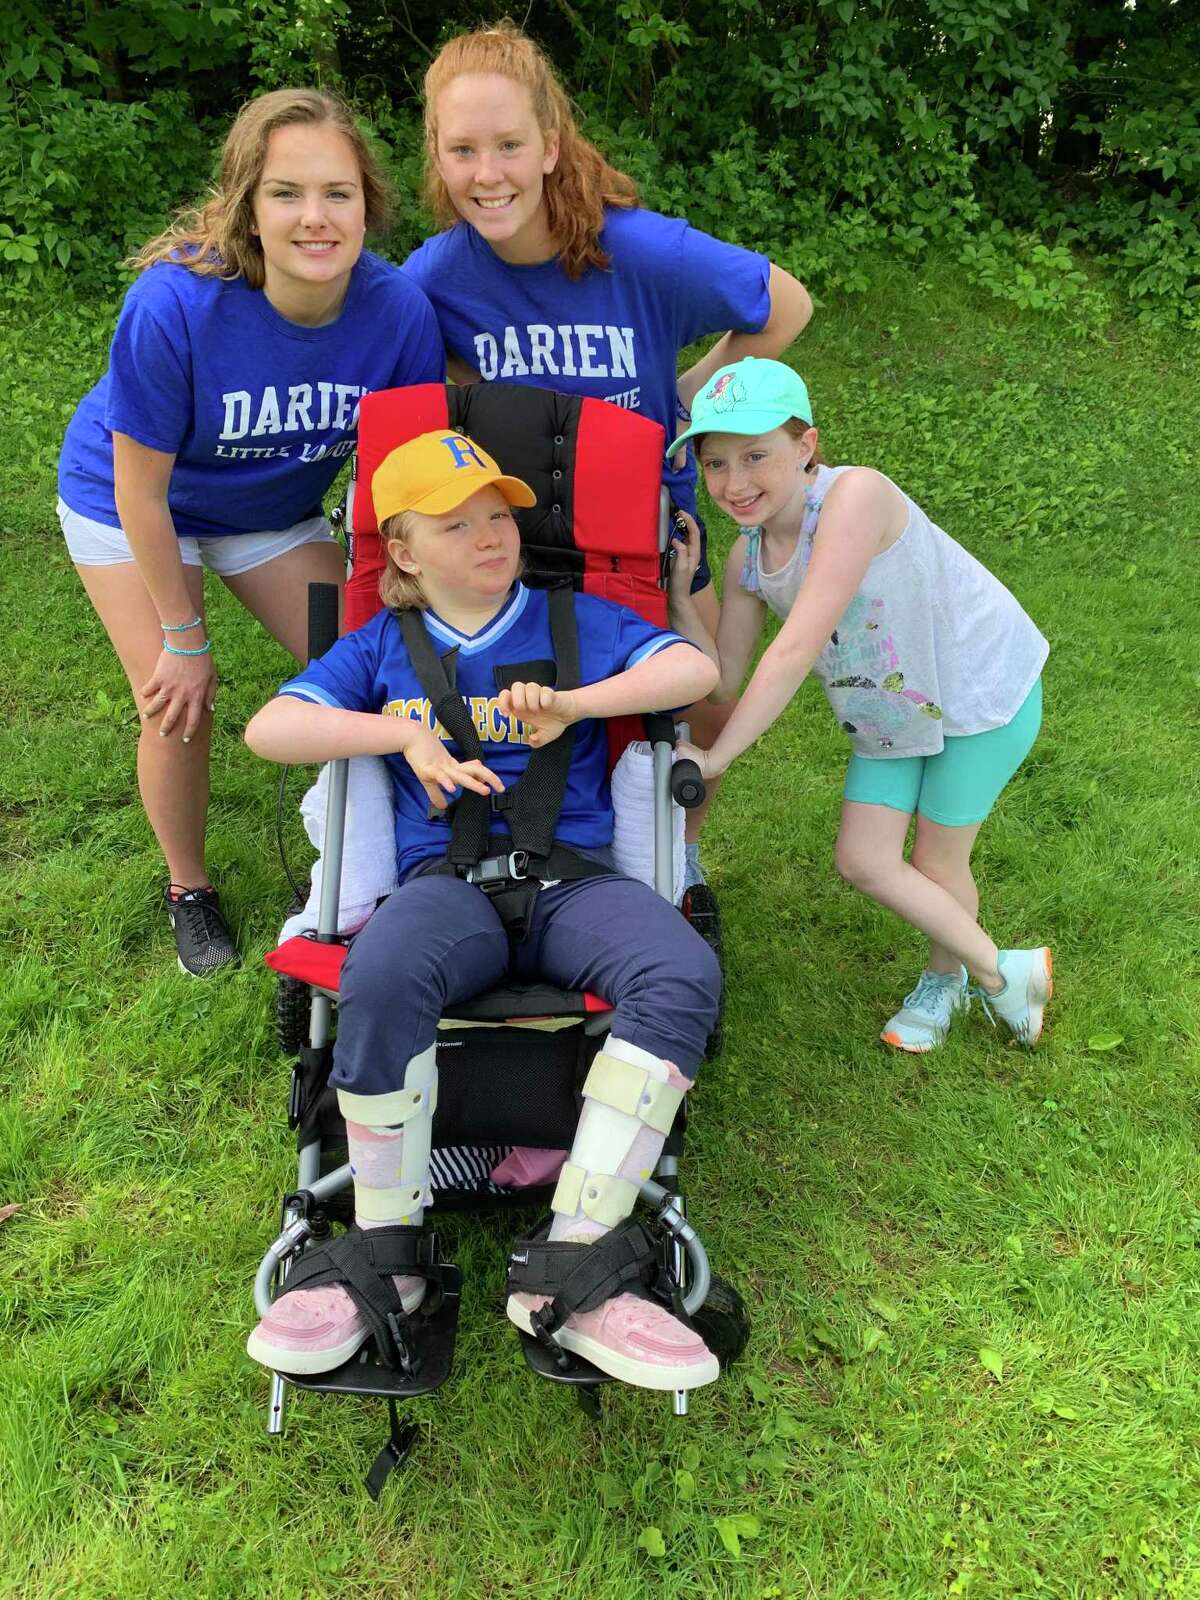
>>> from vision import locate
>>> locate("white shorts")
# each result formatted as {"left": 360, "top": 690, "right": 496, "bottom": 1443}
{"left": 57, "top": 499, "right": 340, "bottom": 577}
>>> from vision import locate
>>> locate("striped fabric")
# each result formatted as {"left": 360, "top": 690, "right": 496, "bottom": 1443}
{"left": 430, "top": 1144, "right": 511, "bottom": 1195}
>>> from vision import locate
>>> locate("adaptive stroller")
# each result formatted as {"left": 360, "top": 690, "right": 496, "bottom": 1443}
{"left": 256, "top": 382, "right": 748, "bottom": 1497}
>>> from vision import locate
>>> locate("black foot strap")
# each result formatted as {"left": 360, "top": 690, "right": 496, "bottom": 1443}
{"left": 507, "top": 1218, "right": 668, "bottom": 1351}
{"left": 276, "top": 1225, "right": 440, "bottom": 1373}
{"left": 365, "top": 1398, "right": 419, "bottom": 1501}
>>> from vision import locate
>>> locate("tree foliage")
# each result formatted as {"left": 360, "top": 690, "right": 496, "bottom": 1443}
{"left": 1, "top": 0, "right": 1197, "bottom": 319}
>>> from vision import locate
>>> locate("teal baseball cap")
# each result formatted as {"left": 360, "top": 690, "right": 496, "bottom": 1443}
{"left": 668, "top": 357, "right": 813, "bottom": 457}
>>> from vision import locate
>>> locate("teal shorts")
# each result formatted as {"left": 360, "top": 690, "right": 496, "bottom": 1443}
{"left": 842, "top": 678, "right": 1043, "bottom": 828}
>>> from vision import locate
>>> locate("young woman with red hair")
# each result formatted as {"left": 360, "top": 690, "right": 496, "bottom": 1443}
{"left": 403, "top": 21, "right": 813, "bottom": 885}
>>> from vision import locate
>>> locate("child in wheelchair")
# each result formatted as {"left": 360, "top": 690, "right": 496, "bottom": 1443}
{"left": 244, "top": 429, "right": 722, "bottom": 1392}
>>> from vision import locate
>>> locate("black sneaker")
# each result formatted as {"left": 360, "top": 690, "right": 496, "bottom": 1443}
{"left": 165, "top": 884, "right": 238, "bottom": 976}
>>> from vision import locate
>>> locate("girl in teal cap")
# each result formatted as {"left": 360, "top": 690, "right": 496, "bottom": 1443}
{"left": 667, "top": 357, "right": 1052, "bottom": 1052}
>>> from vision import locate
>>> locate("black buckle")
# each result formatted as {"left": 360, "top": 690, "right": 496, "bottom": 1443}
{"left": 529, "top": 1302, "right": 572, "bottom": 1371}
{"left": 385, "top": 1312, "right": 419, "bottom": 1378}
{"left": 465, "top": 850, "right": 530, "bottom": 887}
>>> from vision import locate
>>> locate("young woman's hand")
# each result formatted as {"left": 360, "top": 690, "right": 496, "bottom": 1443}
{"left": 674, "top": 739, "right": 726, "bottom": 781}
{"left": 499, "top": 683, "right": 580, "bottom": 747}
{"left": 667, "top": 510, "right": 702, "bottom": 605}
{"left": 141, "top": 647, "right": 219, "bottom": 743}
{"left": 401, "top": 727, "right": 505, "bottom": 811}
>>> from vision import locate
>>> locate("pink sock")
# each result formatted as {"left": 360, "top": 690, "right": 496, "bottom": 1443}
{"left": 346, "top": 1120, "right": 425, "bottom": 1230}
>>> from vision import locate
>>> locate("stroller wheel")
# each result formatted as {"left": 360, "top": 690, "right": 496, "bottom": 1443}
{"left": 690, "top": 1275, "right": 750, "bottom": 1371}
{"left": 682, "top": 882, "right": 725, "bottom": 1057}
{"left": 277, "top": 973, "right": 310, "bottom": 1056}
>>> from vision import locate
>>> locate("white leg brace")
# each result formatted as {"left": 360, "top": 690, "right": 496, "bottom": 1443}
{"left": 549, "top": 1036, "right": 686, "bottom": 1242}
{"left": 336, "top": 1043, "right": 438, "bottom": 1228}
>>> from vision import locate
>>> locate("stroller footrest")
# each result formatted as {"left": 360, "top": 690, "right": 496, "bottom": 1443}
{"left": 283, "top": 1264, "right": 462, "bottom": 1399}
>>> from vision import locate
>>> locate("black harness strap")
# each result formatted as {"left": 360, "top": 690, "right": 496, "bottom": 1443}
{"left": 492, "top": 582, "right": 579, "bottom": 862}
{"left": 398, "top": 611, "right": 490, "bottom": 869}
{"left": 398, "top": 587, "right": 608, "bottom": 939}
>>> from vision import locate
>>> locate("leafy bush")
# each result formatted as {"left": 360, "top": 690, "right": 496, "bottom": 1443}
{"left": 1, "top": 85, "right": 210, "bottom": 292}
{"left": 1, "top": 0, "right": 1197, "bottom": 321}
{"left": 549, "top": 0, "right": 1200, "bottom": 320}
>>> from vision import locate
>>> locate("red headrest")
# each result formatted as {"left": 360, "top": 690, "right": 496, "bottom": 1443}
{"left": 352, "top": 385, "right": 451, "bottom": 538}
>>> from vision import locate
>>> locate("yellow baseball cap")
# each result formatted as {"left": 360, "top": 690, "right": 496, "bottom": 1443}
{"left": 372, "top": 430, "right": 537, "bottom": 522}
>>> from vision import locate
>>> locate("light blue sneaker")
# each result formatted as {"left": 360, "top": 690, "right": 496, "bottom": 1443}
{"left": 974, "top": 947, "right": 1053, "bottom": 1045}
{"left": 881, "top": 967, "right": 969, "bottom": 1053}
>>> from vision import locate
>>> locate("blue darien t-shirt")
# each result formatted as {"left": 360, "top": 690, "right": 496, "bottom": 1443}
{"left": 402, "top": 207, "right": 770, "bottom": 519}
{"left": 59, "top": 252, "right": 446, "bottom": 539}
{"left": 279, "top": 583, "right": 692, "bottom": 882}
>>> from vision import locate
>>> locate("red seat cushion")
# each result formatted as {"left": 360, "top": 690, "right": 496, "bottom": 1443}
{"left": 264, "top": 936, "right": 611, "bottom": 1015}
{"left": 265, "top": 935, "right": 347, "bottom": 989}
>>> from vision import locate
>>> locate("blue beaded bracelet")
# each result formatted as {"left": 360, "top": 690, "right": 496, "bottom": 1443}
{"left": 163, "top": 638, "right": 212, "bottom": 657}
{"left": 161, "top": 614, "right": 203, "bottom": 633}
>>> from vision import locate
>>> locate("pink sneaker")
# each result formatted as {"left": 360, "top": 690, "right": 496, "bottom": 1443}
{"left": 506, "top": 1289, "right": 718, "bottom": 1391}
{"left": 246, "top": 1274, "right": 426, "bottom": 1376}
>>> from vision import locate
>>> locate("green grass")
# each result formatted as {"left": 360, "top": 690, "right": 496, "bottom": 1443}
{"left": 2, "top": 259, "right": 1199, "bottom": 1600}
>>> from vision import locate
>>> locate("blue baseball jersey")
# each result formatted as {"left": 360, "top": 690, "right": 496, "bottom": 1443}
{"left": 59, "top": 252, "right": 446, "bottom": 540}
{"left": 279, "top": 584, "right": 693, "bottom": 881}
{"left": 402, "top": 207, "right": 770, "bottom": 519}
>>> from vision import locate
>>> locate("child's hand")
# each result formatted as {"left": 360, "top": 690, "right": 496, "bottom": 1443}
{"left": 667, "top": 511, "right": 702, "bottom": 604}
{"left": 401, "top": 727, "right": 504, "bottom": 811}
{"left": 499, "top": 683, "right": 580, "bottom": 747}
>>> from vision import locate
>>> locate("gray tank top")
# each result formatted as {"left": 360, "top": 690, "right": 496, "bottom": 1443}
{"left": 740, "top": 464, "right": 1047, "bottom": 758}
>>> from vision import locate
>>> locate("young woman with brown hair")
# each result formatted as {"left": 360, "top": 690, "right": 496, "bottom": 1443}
{"left": 58, "top": 88, "right": 445, "bottom": 973}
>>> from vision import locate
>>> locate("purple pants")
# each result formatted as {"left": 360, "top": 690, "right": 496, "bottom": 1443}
{"left": 331, "top": 870, "right": 720, "bottom": 1100}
